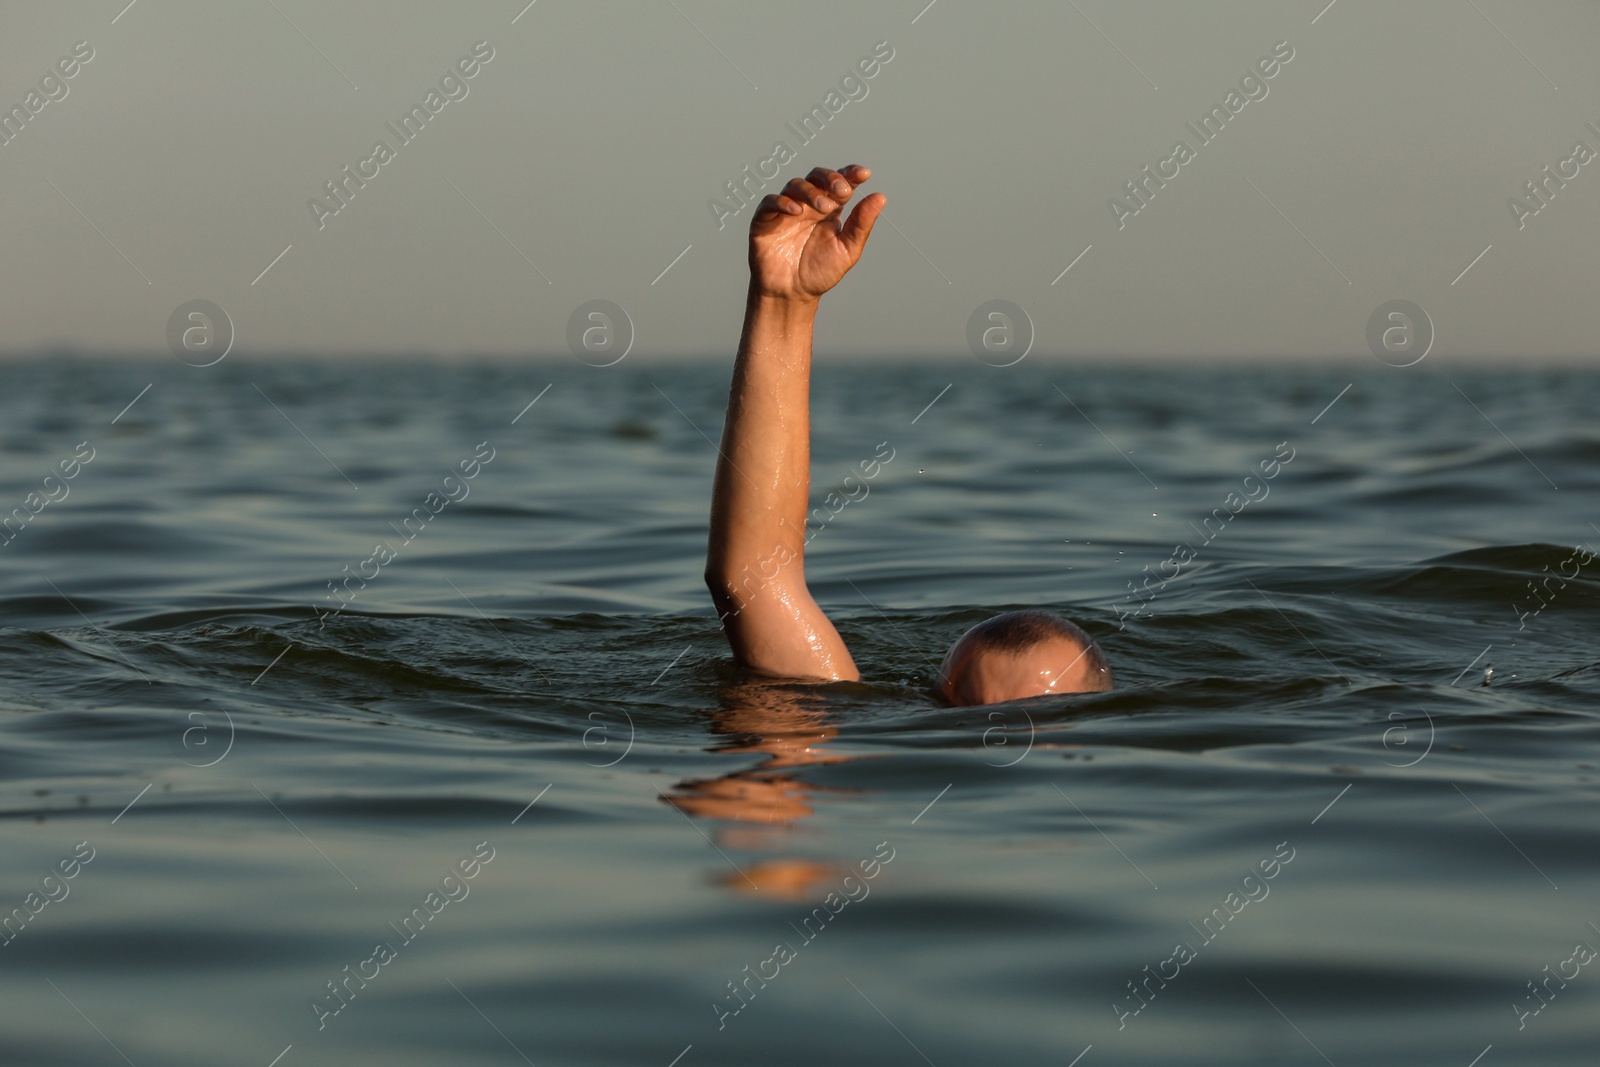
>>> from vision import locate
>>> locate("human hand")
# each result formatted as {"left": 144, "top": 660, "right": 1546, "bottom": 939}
{"left": 748, "top": 165, "right": 885, "bottom": 304}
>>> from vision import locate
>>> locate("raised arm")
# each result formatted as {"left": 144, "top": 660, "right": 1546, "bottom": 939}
{"left": 705, "top": 164, "right": 885, "bottom": 681}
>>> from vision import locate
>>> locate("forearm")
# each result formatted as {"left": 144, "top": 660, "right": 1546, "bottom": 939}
{"left": 707, "top": 289, "right": 856, "bottom": 679}
{"left": 708, "top": 287, "right": 816, "bottom": 579}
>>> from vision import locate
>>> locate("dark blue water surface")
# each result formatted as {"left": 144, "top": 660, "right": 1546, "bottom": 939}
{"left": 1, "top": 357, "right": 1598, "bottom": 1066}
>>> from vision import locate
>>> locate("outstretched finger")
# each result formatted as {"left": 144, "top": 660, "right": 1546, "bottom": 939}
{"left": 839, "top": 192, "right": 886, "bottom": 257}
{"left": 840, "top": 164, "right": 872, "bottom": 187}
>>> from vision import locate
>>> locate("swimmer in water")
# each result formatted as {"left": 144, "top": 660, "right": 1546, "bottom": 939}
{"left": 705, "top": 164, "right": 1113, "bottom": 705}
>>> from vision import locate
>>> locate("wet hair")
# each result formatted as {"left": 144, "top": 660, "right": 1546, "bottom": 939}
{"left": 954, "top": 610, "right": 1113, "bottom": 688}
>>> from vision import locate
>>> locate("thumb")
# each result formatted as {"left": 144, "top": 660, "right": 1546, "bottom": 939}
{"left": 840, "top": 192, "right": 886, "bottom": 257}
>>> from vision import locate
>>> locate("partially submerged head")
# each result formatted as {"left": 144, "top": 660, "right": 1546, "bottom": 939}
{"left": 936, "top": 610, "right": 1113, "bottom": 706}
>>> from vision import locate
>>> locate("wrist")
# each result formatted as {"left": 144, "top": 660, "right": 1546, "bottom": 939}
{"left": 747, "top": 284, "right": 820, "bottom": 317}
{"left": 739, "top": 285, "right": 817, "bottom": 362}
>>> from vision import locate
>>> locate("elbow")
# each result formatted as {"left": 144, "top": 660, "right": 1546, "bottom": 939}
{"left": 704, "top": 563, "right": 736, "bottom": 602}
{"left": 705, "top": 572, "right": 737, "bottom": 617}
{"left": 706, "top": 550, "right": 793, "bottom": 617}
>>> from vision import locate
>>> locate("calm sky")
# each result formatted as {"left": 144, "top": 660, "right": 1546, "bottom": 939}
{"left": 2, "top": 0, "right": 1597, "bottom": 361}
